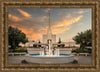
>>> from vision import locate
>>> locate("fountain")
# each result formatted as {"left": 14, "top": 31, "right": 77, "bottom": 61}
{"left": 25, "top": 13, "right": 74, "bottom": 64}
{"left": 25, "top": 39, "right": 74, "bottom": 64}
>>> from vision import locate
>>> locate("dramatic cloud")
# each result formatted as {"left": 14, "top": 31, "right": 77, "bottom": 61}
{"left": 66, "top": 14, "right": 72, "bottom": 19}
{"left": 8, "top": 23, "right": 43, "bottom": 41}
{"left": 38, "top": 26, "right": 48, "bottom": 33}
{"left": 52, "top": 27, "right": 70, "bottom": 34}
{"left": 39, "top": 15, "right": 83, "bottom": 35}
{"left": 36, "top": 16, "right": 48, "bottom": 22}
{"left": 8, "top": 15, "right": 46, "bottom": 41}
{"left": 77, "top": 11, "right": 84, "bottom": 14}
{"left": 17, "top": 9, "right": 31, "bottom": 17}
{"left": 8, "top": 8, "right": 91, "bottom": 42}
{"left": 44, "top": 8, "right": 50, "bottom": 12}
{"left": 52, "top": 15, "right": 83, "bottom": 34}
{"left": 8, "top": 14, "right": 83, "bottom": 41}
{"left": 8, "top": 14, "right": 22, "bottom": 22}
{"left": 77, "top": 23, "right": 83, "bottom": 25}
{"left": 53, "top": 15, "right": 83, "bottom": 28}
{"left": 74, "top": 10, "right": 88, "bottom": 14}
{"left": 18, "top": 28, "right": 42, "bottom": 41}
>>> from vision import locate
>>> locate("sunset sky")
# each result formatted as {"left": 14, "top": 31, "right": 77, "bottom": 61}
{"left": 8, "top": 8, "right": 92, "bottom": 42}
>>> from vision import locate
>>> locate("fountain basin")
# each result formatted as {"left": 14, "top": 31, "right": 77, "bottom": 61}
{"left": 25, "top": 54, "right": 74, "bottom": 64}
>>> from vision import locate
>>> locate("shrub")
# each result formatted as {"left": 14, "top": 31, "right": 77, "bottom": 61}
{"left": 33, "top": 44, "right": 37, "bottom": 47}
{"left": 72, "top": 50, "right": 76, "bottom": 53}
{"left": 58, "top": 45, "right": 60, "bottom": 47}
{"left": 9, "top": 49, "right": 14, "bottom": 52}
{"left": 72, "top": 48, "right": 92, "bottom": 53}
{"left": 9, "top": 48, "right": 27, "bottom": 52}
{"left": 62, "top": 44, "right": 65, "bottom": 47}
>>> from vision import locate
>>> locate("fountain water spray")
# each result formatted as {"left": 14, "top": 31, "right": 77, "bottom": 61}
{"left": 40, "top": 51, "right": 41, "bottom": 56}
{"left": 48, "top": 40, "right": 51, "bottom": 56}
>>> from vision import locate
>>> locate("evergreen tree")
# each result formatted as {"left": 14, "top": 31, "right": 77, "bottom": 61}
{"left": 38, "top": 40, "right": 41, "bottom": 47}
{"left": 58, "top": 37, "right": 61, "bottom": 44}
{"left": 38, "top": 40, "right": 41, "bottom": 44}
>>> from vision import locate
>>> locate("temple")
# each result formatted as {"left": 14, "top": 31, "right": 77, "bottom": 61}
{"left": 19, "top": 13, "right": 78, "bottom": 55}
{"left": 43, "top": 13, "right": 56, "bottom": 44}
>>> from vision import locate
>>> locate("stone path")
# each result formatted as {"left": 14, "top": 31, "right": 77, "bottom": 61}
{"left": 74, "top": 56, "right": 92, "bottom": 64}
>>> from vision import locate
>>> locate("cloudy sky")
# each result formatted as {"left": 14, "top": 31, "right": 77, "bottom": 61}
{"left": 8, "top": 8, "right": 92, "bottom": 42}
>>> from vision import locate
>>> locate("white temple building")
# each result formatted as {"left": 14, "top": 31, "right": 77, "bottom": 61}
{"left": 43, "top": 35, "right": 56, "bottom": 44}
{"left": 42, "top": 13, "right": 56, "bottom": 44}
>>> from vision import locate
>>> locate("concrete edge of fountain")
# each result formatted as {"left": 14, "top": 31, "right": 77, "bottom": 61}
{"left": 25, "top": 54, "right": 75, "bottom": 64}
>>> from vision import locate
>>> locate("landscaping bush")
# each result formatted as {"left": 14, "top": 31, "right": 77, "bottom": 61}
{"left": 58, "top": 45, "right": 60, "bottom": 47}
{"left": 72, "top": 48, "right": 92, "bottom": 53}
{"left": 9, "top": 49, "right": 14, "bottom": 52}
{"left": 14, "top": 49, "right": 27, "bottom": 52}
{"left": 9, "top": 48, "right": 27, "bottom": 52}
{"left": 33, "top": 44, "right": 37, "bottom": 47}
{"left": 62, "top": 44, "right": 65, "bottom": 47}
{"left": 83, "top": 49, "right": 88, "bottom": 53}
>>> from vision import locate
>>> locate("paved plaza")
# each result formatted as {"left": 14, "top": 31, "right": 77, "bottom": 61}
{"left": 8, "top": 56, "right": 92, "bottom": 64}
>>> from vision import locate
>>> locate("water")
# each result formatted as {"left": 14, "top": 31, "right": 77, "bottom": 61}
{"left": 30, "top": 54, "right": 70, "bottom": 56}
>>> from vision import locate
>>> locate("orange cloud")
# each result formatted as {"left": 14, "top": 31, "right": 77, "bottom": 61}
{"left": 21, "top": 28, "right": 43, "bottom": 41}
{"left": 38, "top": 26, "right": 48, "bottom": 33}
{"left": 66, "top": 14, "right": 72, "bottom": 18}
{"left": 8, "top": 14, "right": 22, "bottom": 22}
{"left": 8, "top": 24, "right": 17, "bottom": 28}
{"left": 77, "top": 23, "right": 83, "bottom": 25}
{"left": 74, "top": 10, "right": 88, "bottom": 14}
{"left": 18, "top": 9, "right": 31, "bottom": 17}
{"left": 9, "top": 24, "right": 43, "bottom": 41}
{"left": 38, "top": 25, "right": 70, "bottom": 35}
{"left": 44, "top": 8, "right": 50, "bottom": 12}
{"left": 39, "top": 15, "right": 83, "bottom": 35}
{"left": 38, "top": 16, "right": 48, "bottom": 22}
{"left": 8, "top": 14, "right": 83, "bottom": 41}
{"left": 77, "top": 11, "right": 84, "bottom": 14}
{"left": 52, "top": 27, "right": 70, "bottom": 34}
{"left": 53, "top": 15, "right": 83, "bottom": 28}
{"left": 19, "top": 28, "right": 42, "bottom": 41}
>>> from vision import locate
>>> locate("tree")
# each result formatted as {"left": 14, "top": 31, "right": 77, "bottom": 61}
{"left": 8, "top": 26, "right": 28, "bottom": 49}
{"left": 58, "top": 44, "right": 61, "bottom": 47}
{"left": 32, "top": 40, "right": 35, "bottom": 42}
{"left": 73, "top": 29, "right": 92, "bottom": 48}
{"left": 62, "top": 44, "right": 65, "bottom": 47}
{"left": 38, "top": 40, "right": 41, "bottom": 47}
{"left": 58, "top": 37, "right": 61, "bottom": 44}
{"left": 22, "top": 37, "right": 28, "bottom": 47}
{"left": 33, "top": 44, "right": 37, "bottom": 47}
{"left": 57, "top": 37, "right": 62, "bottom": 47}
{"left": 38, "top": 40, "right": 41, "bottom": 44}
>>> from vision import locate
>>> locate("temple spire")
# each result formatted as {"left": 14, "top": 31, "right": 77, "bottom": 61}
{"left": 47, "top": 13, "right": 52, "bottom": 40}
